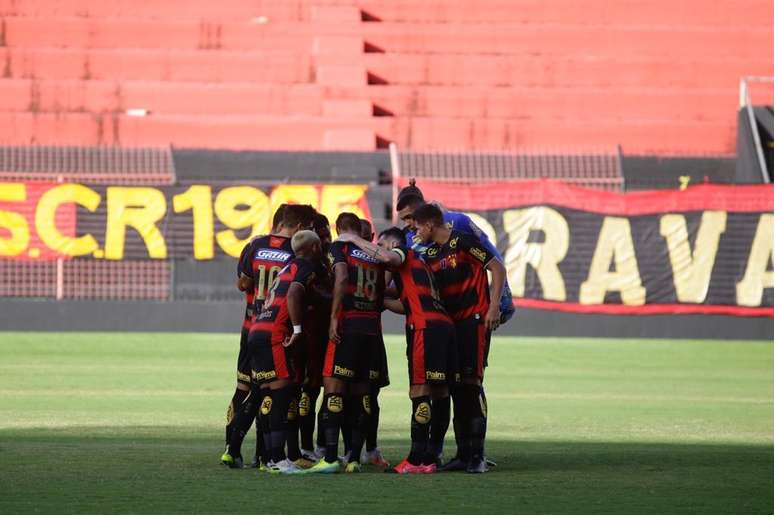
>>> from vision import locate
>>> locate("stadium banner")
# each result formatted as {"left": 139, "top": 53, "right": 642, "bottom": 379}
{"left": 0, "top": 182, "right": 371, "bottom": 261}
{"left": 397, "top": 178, "right": 774, "bottom": 316}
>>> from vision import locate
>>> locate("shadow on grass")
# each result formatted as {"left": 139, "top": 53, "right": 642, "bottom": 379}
{"left": 1, "top": 427, "right": 773, "bottom": 514}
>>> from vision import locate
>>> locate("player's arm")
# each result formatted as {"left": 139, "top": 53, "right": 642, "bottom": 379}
{"left": 484, "top": 258, "right": 506, "bottom": 331}
{"left": 236, "top": 240, "right": 254, "bottom": 291}
{"left": 329, "top": 262, "right": 347, "bottom": 342}
{"left": 461, "top": 234, "right": 505, "bottom": 331}
{"left": 456, "top": 212, "right": 504, "bottom": 260}
{"left": 384, "top": 297, "right": 405, "bottom": 315}
{"left": 335, "top": 233, "right": 403, "bottom": 267}
{"left": 283, "top": 282, "right": 306, "bottom": 347}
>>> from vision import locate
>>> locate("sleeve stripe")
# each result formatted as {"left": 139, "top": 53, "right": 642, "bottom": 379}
{"left": 392, "top": 247, "right": 406, "bottom": 263}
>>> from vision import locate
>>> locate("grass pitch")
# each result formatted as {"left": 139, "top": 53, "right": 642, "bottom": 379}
{"left": 1, "top": 332, "right": 773, "bottom": 514}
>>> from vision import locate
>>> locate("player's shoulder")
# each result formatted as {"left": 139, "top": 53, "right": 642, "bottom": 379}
{"left": 268, "top": 234, "right": 293, "bottom": 250}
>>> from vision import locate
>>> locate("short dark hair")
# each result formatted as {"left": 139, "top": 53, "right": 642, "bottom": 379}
{"left": 396, "top": 178, "right": 425, "bottom": 210}
{"left": 398, "top": 196, "right": 425, "bottom": 211}
{"left": 272, "top": 204, "right": 288, "bottom": 232}
{"left": 412, "top": 203, "right": 444, "bottom": 226}
{"left": 335, "top": 212, "right": 361, "bottom": 234}
{"left": 312, "top": 213, "right": 330, "bottom": 233}
{"left": 378, "top": 226, "right": 405, "bottom": 243}
{"left": 297, "top": 205, "right": 317, "bottom": 228}
{"left": 283, "top": 204, "right": 313, "bottom": 229}
{"left": 360, "top": 219, "right": 374, "bottom": 241}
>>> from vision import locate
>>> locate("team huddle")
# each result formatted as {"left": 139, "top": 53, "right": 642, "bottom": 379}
{"left": 221, "top": 180, "right": 513, "bottom": 474}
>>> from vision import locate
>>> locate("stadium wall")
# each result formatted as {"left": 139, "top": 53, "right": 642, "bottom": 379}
{"left": 0, "top": 299, "right": 772, "bottom": 340}
{"left": 2, "top": 149, "right": 773, "bottom": 339}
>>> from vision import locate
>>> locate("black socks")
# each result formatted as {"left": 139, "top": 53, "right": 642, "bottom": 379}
{"left": 408, "top": 396, "right": 431, "bottom": 465}
{"left": 428, "top": 395, "right": 450, "bottom": 461}
{"left": 225, "top": 388, "right": 249, "bottom": 446}
{"left": 320, "top": 393, "right": 344, "bottom": 463}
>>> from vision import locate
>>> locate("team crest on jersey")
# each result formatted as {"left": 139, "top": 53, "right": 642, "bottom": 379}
{"left": 351, "top": 248, "right": 379, "bottom": 264}
{"left": 470, "top": 247, "right": 488, "bottom": 263}
{"left": 255, "top": 249, "right": 292, "bottom": 262}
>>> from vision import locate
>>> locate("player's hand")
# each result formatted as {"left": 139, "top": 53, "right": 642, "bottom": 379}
{"left": 283, "top": 333, "right": 302, "bottom": 348}
{"left": 329, "top": 317, "right": 341, "bottom": 343}
{"left": 485, "top": 305, "right": 501, "bottom": 332}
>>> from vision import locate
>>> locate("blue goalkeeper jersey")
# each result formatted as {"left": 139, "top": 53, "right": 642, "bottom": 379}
{"left": 405, "top": 210, "right": 515, "bottom": 323}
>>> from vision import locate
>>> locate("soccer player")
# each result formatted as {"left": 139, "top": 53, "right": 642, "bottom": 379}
{"left": 358, "top": 218, "right": 390, "bottom": 468}
{"left": 248, "top": 230, "right": 322, "bottom": 474}
{"left": 221, "top": 204, "right": 311, "bottom": 469}
{"left": 223, "top": 204, "right": 286, "bottom": 461}
{"left": 297, "top": 213, "right": 334, "bottom": 462}
{"left": 412, "top": 203, "right": 506, "bottom": 473}
{"left": 337, "top": 226, "right": 457, "bottom": 474}
{"left": 395, "top": 179, "right": 515, "bottom": 325}
{"left": 307, "top": 213, "right": 386, "bottom": 474}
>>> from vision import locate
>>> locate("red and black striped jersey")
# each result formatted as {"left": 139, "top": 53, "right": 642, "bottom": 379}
{"left": 390, "top": 245, "right": 453, "bottom": 330}
{"left": 423, "top": 230, "right": 496, "bottom": 321}
{"left": 237, "top": 240, "right": 256, "bottom": 330}
{"left": 241, "top": 234, "right": 295, "bottom": 317}
{"left": 329, "top": 240, "right": 386, "bottom": 335}
{"left": 251, "top": 257, "right": 316, "bottom": 337}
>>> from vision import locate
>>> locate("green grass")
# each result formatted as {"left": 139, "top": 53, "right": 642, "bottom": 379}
{"left": 1, "top": 332, "right": 774, "bottom": 514}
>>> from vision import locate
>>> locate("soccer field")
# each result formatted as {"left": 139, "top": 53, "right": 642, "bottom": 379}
{"left": 1, "top": 333, "right": 773, "bottom": 514}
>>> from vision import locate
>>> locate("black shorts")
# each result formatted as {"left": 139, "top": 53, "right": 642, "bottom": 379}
{"left": 406, "top": 322, "right": 458, "bottom": 386}
{"left": 323, "top": 331, "right": 379, "bottom": 383}
{"left": 236, "top": 327, "right": 251, "bottom": 386}
{"left": 454, "top": 315, "right": 490, "bottom": 381}
{"left": 249, "top": 330, "right": 296, "bottom": 386}
{"left": 370, "top": 332, "right": 390, "bottom": 388}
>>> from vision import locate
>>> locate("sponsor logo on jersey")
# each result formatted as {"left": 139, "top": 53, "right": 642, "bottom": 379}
{"left": 449, "top": 237, "right": 459, "bottom": 249}
{"left": 426, "top": 246, "right": 439, "bottom": 258}
{"left": 350, "top": 248, "right": 379, "bottom": 264}
{"left": 255, "top": 249, "right": 292, "bottom": 262}
{"left": 470, "top": 247, "right": 488, "bottom": 263}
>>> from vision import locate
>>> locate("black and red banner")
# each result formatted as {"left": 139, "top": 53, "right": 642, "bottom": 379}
{"left": 399, "top": 179, "right": 774, "bottom": 316}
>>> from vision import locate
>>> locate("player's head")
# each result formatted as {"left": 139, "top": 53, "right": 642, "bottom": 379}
{"left": 378, "top": 226, "right": 404, "bottom": 250}
{"left": 360, "top": 219, "right": 374, "bottom": 242}
{"left": 271, "top": 203, "right": 288, "bottom": 233}
{"left": 396, "top": 178, "right": 425, "bottom": 230}
{"left": 281, "top": 205, "right": 313, "bottom": 236}
{"left": 312, "top": 213, "right": 332, "bottom": 251}
{"left": 412, "top": 203, "right": 444, "bottom": 243}
{"left": 296, "top": 204, "right": 317, "bottom": 230}
{"left": 291, "top": 230, "right": 322, "bottom": 259}
{"left": 335, "top": 212, "right": 361, "bottom": 236}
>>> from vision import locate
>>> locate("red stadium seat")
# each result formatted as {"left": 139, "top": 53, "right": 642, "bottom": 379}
{"left": 0, "top": 0, "right": 772, "bottom": 154}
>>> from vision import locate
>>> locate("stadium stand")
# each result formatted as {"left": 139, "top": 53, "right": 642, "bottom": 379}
{"left": 1, "top": 0, "right": 773, "bottom": 154}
